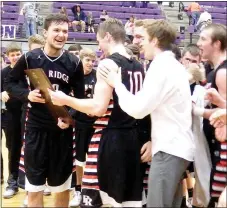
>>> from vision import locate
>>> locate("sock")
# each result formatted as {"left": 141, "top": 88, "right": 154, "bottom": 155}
{"left": 188, "top": 188, "right": 193, "bottom": 198}
{"left": 75, "top": 185, "right": 81, "bottom": 192}
{"left": 181, "top": 196, "right": 186, "bottom": 208}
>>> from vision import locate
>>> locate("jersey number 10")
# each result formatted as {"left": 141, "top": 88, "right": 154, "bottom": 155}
{"left": 128, "top": 71, "right": 143, "bottom": 94}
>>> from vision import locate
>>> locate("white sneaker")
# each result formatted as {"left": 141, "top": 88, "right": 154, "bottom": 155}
{"left": 43, "top": 186, "right": 51, "bottom": 196}
{"left": 69, "top": 191, "right": 82, "bottom": 207}
{"left": 22, "top": 195, "right": 28, "bottom": 207}
{"left": 3, "top": 188, "right": 17, "bottom": 199}
{"left": 186, "top": 197, "right": 193, "bottom": 208}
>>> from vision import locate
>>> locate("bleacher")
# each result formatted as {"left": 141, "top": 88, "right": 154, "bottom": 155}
{"left": 186, "top": 1, "right": 227, "bottom": 25}
{"left": 1, "top": 1, "right": 226, "bottom": 48}
{"left": 52, "top": 1, "right": 164, "bottom": 41}
{"left": 1, "top": 1, "right": 24, "bottom": 39}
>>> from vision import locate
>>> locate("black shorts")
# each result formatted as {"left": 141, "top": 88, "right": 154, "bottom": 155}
{"left": 74, "top": 127, "right": 95, "bottom": 166}
{"left": 24, "top": 127, "right": 73, "bottom": 191}
{"left": 81, "top": 128, "right": 143, "bottom": 207}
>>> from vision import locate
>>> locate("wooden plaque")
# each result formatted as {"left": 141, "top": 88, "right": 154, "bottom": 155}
{"left": 25, "top": 68, "right": 73, "bottom": 125}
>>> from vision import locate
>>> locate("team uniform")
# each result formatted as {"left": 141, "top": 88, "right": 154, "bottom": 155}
{"left": 4, "top": 48, "right": 84, "bottom": 192}
{"left": 203, "top": 60, "right": 227, "bottom": 206}
{"left": 1, "top": 66, "right": 23, "bottom": 192}
{"left": 73, "top": 69, "right": 97, "bottom": 168}
{"left": 80, "top": 53, "right": 147, "bottom": 207}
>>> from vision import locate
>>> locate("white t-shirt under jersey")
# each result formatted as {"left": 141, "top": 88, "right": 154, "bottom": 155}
{"left": 115, "top": 51, "right": 195, "bottom": 161}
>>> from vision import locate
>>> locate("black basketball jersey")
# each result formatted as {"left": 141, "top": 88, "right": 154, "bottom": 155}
{"left": 74, "top": 69, "right": 97, "bottom": 128}
{"left": 94, "top": 53, "right": 146, "bottom": 129}
{"left": 84, "top": 69, "right": 97, "bottom": 99}
{"left": 4, "top": 48, "right": 85, "bottom": 130}
{"left": 203, "top": 60, "right": 227, "bottom": 159}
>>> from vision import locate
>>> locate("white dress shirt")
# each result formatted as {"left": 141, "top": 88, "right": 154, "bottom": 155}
{"left": 196, "top": 11, "right": 212, "bottom": 26}
{"left": 115, "top": 51, "right": 195, "bottom": 161}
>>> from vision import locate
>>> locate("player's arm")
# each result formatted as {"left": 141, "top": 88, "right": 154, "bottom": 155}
{"left": 70, "top": 60, "right": 85, "bottom": 99}
{"left": 113, "top": 61, "right": 171, "bottom": 119}
{"left": 201, "top": 68, "right": 226, "bottom": 119}
{"left": 4, "top": 55, "right": 30, "bottom": 102}
{"left": 50, "top": 59, "right": 113, "bottom": 116}
{"left": 4, "top": 55, "right": 45, "bottom": 104}
{"left": 216, "top": 68, "right": 226, "bottom": 101}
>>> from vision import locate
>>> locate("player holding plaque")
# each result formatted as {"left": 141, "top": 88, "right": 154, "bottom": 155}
{"left": 4, "top": 14, "right": 84, "bottom": 207}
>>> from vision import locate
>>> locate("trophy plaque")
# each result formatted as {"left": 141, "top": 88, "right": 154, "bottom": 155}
{"left": 25, "top": 68, "right": 73, "bottom": 125}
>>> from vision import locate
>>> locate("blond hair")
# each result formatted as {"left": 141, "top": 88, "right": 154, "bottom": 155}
{"left": 28, "top": 34, "right": 45, "bottom": 49}
{"left": 143, "top": 19, "right": 177, "bottom": 50}
{"left": 79, "top": 48, "right": 96, "bottom": 60}
{"left": 97, "top": 18, "right": 125, "bottom": 43}
{"left": 134, "top": 19, "right": 155, "bottom": 27}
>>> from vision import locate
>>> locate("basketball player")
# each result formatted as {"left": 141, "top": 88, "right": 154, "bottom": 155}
{"left": 1, "top": 43, "right": 23, "bottom": 199}
{"left": 98, "top": 19, "right": 195, "bottom": 207}
{"left": 18, "top": 34, "right": 50, "bottom": 207}
{"left": 69, "top": 48, "right": 97, "bottom": 207}
{"left": 197, "top": 23, "right": 227, "bottom": 207}
{"left": 180, "top": 43, "right": 202, "bottom": 207}
{"left": 4, "top": 14, "right": 84, "bottom": 207}
{"left": 68, "top": 43, "right": 83, "bottom": 58}
{"left": 49, "top": 18, "right": 148, "bottom": 207}
{"left": 28, "top": 34, "right": 46, "bottom": 51}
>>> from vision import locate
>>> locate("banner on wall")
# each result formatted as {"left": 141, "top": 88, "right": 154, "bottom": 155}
{"left": 1, "top": 25, "right": 16, "bottom": 39}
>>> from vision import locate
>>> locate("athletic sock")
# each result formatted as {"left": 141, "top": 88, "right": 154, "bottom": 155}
{"left": 181, "top": 196, "right": 187, "bottom": 208}
{"left": 188, "top": 188, "right": 193, "bottom": 198}
{"left": 75, "top": 185, "right": 81, "bottom": 192}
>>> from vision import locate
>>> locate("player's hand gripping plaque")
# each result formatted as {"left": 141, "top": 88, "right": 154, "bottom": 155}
{"left": 25, "top": 68, "right": 73, "bottom": 125}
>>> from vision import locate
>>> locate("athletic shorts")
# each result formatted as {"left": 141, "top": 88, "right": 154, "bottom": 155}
{"left": 74, "top": 127, "right": 95, "bottom": 166}
{"left": 80, "top": 128, "right": 143, "bottom": 207}
{"left": 24, "top": 127, "right": 73, "bottom": 192}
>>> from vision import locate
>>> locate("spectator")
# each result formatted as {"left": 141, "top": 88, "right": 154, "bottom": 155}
{"left": 187, "top": 1, "right": 201, "bottom": 27}
{"left": 21, "top": 2, "right": 39, "bottom": 38}
{"left": 142, "top": 1, "right": 149, "bottom": 8}
{"left": 68, "top": 44, "right": 83, "bottom": 58}
{"left": 59, "top": 7, "right": 68, "bottom": 19}
{"left": 196, "top": 9, "right": 212, "bottom": 32}
{"left": 87, "top": 12, "right": 95, "bottom": 33}
{"left": 100, "top": 10, "right": 109, "bottom": 22}
{"left": 125, "top": 16, "right": 135, "bottom": 42}
{"left": 71, "top": 5, "right": 86, "bottom": 32}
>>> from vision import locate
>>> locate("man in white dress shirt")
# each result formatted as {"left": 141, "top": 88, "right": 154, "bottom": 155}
{"left": 98, "top": 19, "right": 195, "bottom": 207}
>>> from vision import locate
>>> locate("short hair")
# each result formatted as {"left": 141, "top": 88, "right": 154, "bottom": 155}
{"left": 134, "top": 19, "right": 144, "bottom": 27}
{"left": 44, "top": 13, "right": 69, "bottom": 30}
{"left": 134, "top": 19, "right": 154, "bottom": 27}
{"left": 182, "top": 44, "right": 201, "bottom": 58}
{"left": 203, "top": 23, "right": 227, "bottom": 51}
{"left": 28, "top": 34, "right": 45, "bottom": 48}
{"left": 125, "top": 36, "right": 132, "bottom": 45}
{"left": 97, "top": 18, "right": 126, "bottom": 43}
{"left": 126, "top": 44, "right": 140, "bottom": 59}
{"left": 143, "top": 19, "right": 177, "bottom": 50}
{"left": 6, "top": 43, "right": 22, "bottom": 55}
{"left": 125, "top": 47, "right": 134, "bottom": 56}
{"left": 68, "top": 44, "right": 82, "bottom": 52}
{"left": 79, "top": 48, "right": 96, "bottom": 60}
{"left": 171, "top": 44, "right": 182, "bottom": 61}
